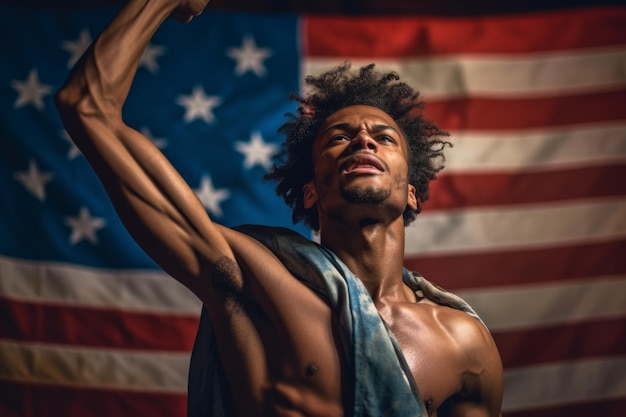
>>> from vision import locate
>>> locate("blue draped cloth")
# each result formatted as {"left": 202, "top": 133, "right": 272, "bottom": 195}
{"left": 187, "top": 225, "right": 482, "bottom": 417}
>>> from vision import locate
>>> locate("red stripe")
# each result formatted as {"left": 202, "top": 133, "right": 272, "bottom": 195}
{"left": 0, "top": 380, "right": 186, "bottom": 417}
{"left": 504, "top": 397, "right": 626, "bottom": 417}
{"left": 0, "top": 299, "right": 199, "bottom": 351}
{"left": 425, "top": 163, "right": 626, "bottom": 211}
{"left": 404, "top": 240, "right": 626, "bottom": 290}
{"left": 305, "top": 7, "right": 626, "bottom": 56}
{"left": 493, "top": 317, "right": 626, "bottom": 368}
{"left": 424, "top": 90, "right": 626, "bottom": 131}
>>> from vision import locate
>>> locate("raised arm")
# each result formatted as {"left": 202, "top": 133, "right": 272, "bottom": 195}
{"left": 54, "top": 0, "right": 232, "bottom": 300}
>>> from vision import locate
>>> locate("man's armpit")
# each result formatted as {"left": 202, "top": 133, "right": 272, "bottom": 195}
{"left": 211, "top": 256, "right": 244, "bottom": 297}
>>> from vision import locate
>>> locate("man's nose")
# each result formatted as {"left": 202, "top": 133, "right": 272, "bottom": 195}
{"left": 350, "top": 130, "right": 377, "bottom": 152}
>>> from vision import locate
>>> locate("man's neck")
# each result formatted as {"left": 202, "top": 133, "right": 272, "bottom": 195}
{"left": 320, "top": 218, "right": 409, "bottom": 303}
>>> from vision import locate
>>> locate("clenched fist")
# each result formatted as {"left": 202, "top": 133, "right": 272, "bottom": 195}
{"left": 170, "top": 0, "right": 210, "bottom": 23}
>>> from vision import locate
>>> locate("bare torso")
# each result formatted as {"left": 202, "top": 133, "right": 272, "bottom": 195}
{"left": 206, "top": 228, "right": 491, "bottom": 417}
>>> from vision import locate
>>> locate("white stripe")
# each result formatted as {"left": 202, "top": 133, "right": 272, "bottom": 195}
{"left": 405, "top": 197, "right": 626, "bottom": 256}
{"left": 455, "top": 275, "right": 626, "bottom": 331}
{"left": 304, "top": 46, "right": 626, "bottom": 98}
{"left": 0, "top": 255, "right": 201, "bottom": 314}
{"left": 502, "top": 356, "right": 626, "bottom": 412}
{"left": 444, "top": 122, "right": 626, "bottom": 172}
{"left": 0, "top": 340, "right": 188, "bottom": 393}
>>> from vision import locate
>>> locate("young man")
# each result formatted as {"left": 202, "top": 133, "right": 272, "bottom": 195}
{"left": 55, "top": 0, "right": 503, "bottom": 416}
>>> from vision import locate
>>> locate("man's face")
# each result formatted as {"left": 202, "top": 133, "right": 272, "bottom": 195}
{"left": 304, "top": 105, "right": 417, "bottom": 225}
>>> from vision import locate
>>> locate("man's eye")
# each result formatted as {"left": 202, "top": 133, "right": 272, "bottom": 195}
{"left": 378, "top": 135, "right": 394, "bottom": 143}
{"left": 330, "top": 134, "right": 350, "bottom": 143}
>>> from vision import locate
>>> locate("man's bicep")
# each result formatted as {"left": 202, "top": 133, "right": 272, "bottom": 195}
{"left": 440, "top": 369, "right": 502, "bottom": 417}
{"left": 61, "top": 112, "right": 237, "bottom": 296}
{"left": 444, "top": 320, "right": 504, "bottom": 417}
{"left": 473, "top": 325, "right": 504, "bottom": 417}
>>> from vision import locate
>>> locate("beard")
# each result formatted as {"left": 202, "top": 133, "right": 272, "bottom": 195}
{"left": 341, "top": 185, "right": 390, "bottom": 204}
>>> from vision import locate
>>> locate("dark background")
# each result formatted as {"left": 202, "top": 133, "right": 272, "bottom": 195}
{"left": 5, "top": 0, "right": 626, "bottom": 15}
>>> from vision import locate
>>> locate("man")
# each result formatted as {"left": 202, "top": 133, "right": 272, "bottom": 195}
{"left": 55, "top": 0, "right": 503, "bottom": 416}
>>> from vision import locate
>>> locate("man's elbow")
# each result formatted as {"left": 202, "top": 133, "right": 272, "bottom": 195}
{"left": 55, "top": 81, "right": 114, "bottom": 126}
{"left": 54, "top": 81, "right": 85, "bottom": 118}
{"left": 54, "top": 86, "right": 70, "bottom": 114}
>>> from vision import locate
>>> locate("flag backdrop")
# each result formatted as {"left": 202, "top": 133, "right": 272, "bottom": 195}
{"left": 1, "top": 3, "right": 625, "bottom": 417}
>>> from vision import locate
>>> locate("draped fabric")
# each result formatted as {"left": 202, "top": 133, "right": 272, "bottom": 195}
{"left": 188, "top": 225, "right": 485, "bottom": 416}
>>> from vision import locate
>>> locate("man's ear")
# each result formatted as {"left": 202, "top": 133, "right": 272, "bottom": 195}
{"left": 303, "top": 182, "right": 318, "bottom": 209}
{"left": 407, "top": 184, "right": 418, "bottom": 211}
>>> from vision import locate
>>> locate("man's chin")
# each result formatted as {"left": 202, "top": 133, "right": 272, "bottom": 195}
{"left": 341, "top": 187, "right": 389, "bottom": 204}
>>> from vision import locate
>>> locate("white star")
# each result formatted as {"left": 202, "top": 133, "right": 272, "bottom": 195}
{"left": 194, "top": 175, "right": 230, "bottom": 217}
{"left": 11, "top": 68, "right": 53, "bottom": 110}
{"left": 176, "top": 86, "right": 221, "bottom": 124}
{"left": 62, "top": 29, "right": 92, "bottom": 68}
{"left": 235, "top": 131, "right": 278, "bottom": 170}
{"left": 140, "top": 43, "right": 166, "bottom": 73}
{"left": 14, "top": 160, "right": 54, "bottom": 201}
{"left": 60, "top": 129, "right": 82, "bottom": 159}
{"left": 140, "top": 127, "right": 167, "bottom": 149}
{"left": 64, "top": 206, "right": 106, "bottom": 245}
{"left": 226, "top": 35, "right": 273, "bottom": 77}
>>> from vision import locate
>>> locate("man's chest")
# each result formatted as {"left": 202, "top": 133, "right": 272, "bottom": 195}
{"left": 379, "top": 303, "right": 467, "bottom": 413}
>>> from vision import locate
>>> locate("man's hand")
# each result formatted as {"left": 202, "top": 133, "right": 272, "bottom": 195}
{"left": 170, "top": 0, "right": 210, "bottom": 23}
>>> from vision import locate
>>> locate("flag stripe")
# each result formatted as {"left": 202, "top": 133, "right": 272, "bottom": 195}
{"left": 0, "top": 298, "right": 198, "bottom": 351}
{"left": 503, "top": 397, "right": 626, "bottom": 417}
{"left": 502, "top": 356, "right": 626, "bottom": 412}
{"left": 0, "top": 380, "right": 186, "bottom": 417}
{"left": 0, "top": 340, "right": 188, "bottom": 393}
{"left": 406, "top": 198, "right": 626, "bottom": 256}
{"left": 443, "top": 123, "right": 626, "bottom": 173}
{"left": 305, "top": 47, "right": 626, "bottom": 99}
{"left": 493, "top": 317, "right": 626, "bottom": 368}
{"left": 425, "top": 90, "right": 626, "bottom": 131}
{"left": 304, "top": 8, "right": 626, "bottom": 56}
{"left": 404, "top": 240, "right": 626, "bottom": 290}
{"left": 456, "top": 276, "right": 626, "bottom": 330}
{"left": 0, "top": 255, "right": 200, "bottom": 314}
{"left": 426, "top": 164, "right": 626, "bottom": 210}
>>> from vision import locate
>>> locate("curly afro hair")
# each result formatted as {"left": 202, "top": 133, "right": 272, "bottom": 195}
{"left": 265, "top": 62, "right": 451, "bottom": 231}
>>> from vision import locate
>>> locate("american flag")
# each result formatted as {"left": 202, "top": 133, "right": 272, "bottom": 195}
{"left": 1, "top": 3, "right": 625, "bottom": 417}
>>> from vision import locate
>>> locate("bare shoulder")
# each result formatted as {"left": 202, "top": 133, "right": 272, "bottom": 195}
{"left": 432, "top": 303, "right": 497, "bottom": 359}
{"left": 431, "top": 303, "right": 504, "bottom": 417}
{"left": 415, "top": 296, "right": 498, "bottom": 362}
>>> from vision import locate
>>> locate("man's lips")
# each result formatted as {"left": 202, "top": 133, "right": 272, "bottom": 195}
{"left": 341, "top": 154, "right": 386, "bottom": 174}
